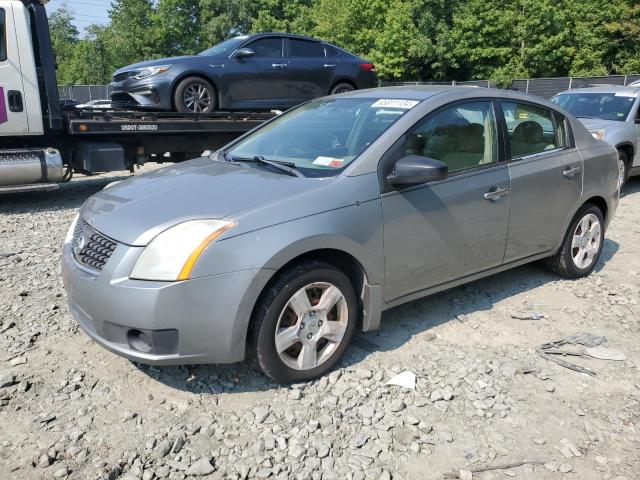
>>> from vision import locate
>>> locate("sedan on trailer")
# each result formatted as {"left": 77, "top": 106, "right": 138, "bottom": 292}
{"left": 110, "top": 33, "right": 377, "bottom": 113}
{"left": 63, "top": 86, "right": 619, "bottom": 382}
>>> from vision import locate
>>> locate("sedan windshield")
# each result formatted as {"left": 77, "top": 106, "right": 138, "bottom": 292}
{"left": 551, "top": 92, "right": 637, "bottom": 121}
{"left": 225, "top": 98, "right": 419, "bottom": 177}
{"left": 199, "top": 36, "right": 247, "bottom": 57}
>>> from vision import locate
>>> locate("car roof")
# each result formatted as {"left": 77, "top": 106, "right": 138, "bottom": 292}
{"left": 557, "top": 84, "right": 640, "bottom": 95}
{"left": 334, "top": 85, "right": 548, "bottom": 102}
{"left": 248, "top": 32, "right": 328, "bottom": 43}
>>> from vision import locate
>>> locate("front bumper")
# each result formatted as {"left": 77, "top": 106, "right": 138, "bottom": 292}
{"left": 61, "top": 239, "right": 270, "bottom": 365}
{"left": 110, "top": 77, "right": 173, "bottom": 110}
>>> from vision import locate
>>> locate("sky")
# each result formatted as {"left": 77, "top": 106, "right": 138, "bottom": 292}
{"left": 45, "top": 0, "right": 113, "bottom": 35}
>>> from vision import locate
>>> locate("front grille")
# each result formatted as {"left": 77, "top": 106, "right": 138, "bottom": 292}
{"left": 72, "top": 218, "right": 117, "bottom": 271}
{"left": 112, "top": 71, "right": 130, "bottom": 82}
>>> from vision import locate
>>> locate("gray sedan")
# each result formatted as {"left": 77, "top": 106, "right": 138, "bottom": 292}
{"left": 62, "top": 86, "right": 620, "bottom": 382}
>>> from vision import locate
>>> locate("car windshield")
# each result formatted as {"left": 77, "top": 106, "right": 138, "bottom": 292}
{"left": 225, "top": 98, "right": 419, "bottom": 177}
{"left": 551, "top": 92, "right": 637, "bottom": 121}
{"left": 199, "top": 36, "right": 248, "bottom": 57}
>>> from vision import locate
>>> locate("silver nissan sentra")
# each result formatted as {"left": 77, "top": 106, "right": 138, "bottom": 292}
{"left": 62, "top": 86, "right": 619, "bottom": 382}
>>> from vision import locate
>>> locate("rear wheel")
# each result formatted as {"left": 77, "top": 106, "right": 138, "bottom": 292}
{"left": 173, "top": 77, "right": 216, "bottom": 114}
{"left": 330, "top": 82, "right": 355, "bottom": 95}
{"left": 617, "top": 149, "right": 630, "bottom": 189}
{"left": 545, "top": 204, "right": 605, "bottom": 278}
{"left": 250, "top": 261, "right": 358, "bottom": 383}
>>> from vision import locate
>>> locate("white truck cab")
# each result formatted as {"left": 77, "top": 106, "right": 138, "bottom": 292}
{"left": 0, "top": 0, "right": 43, "bottom": 136}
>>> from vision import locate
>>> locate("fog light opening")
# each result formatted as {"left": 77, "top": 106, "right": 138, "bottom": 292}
{"left": 127, "top": 329, "right": 153, "bottom": 353}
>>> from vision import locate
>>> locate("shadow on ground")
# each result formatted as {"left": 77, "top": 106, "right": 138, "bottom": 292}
{"left": 135, "top": 238, "right": 619, "bottom": 395}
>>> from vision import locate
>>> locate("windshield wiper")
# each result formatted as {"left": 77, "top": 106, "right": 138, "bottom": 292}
{"left": 575, "top": 115, "right": 598, "bottom": 119}
{"left": 225, "top": 154, "right": 304, "bottom": 178}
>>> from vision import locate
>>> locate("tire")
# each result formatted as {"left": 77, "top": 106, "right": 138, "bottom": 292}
{"left": 545, "top": 203, "right": 605, "bottom": 278}
{"left": 617, "top": 149, "right": 630, "bottom": 190}
{"left": 330, "top": 82, "right": 356, "bottom": 95}
{"left": 173, "top": 77, "right": 216, "bottom": 114}
{"left": 250, "top": 261, "right": 358, "bottom": 383}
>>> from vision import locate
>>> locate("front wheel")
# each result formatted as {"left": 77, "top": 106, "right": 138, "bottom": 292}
{"left": 250, "top": 261, "right": 358, "bottom": 383}
{"left": 545, "top": 204, "right": 605, "bottom": 278}
{"left": 173, "top": 77, "right": 216, "bottom": 114}
{"left": 617, "top": 150, "right": 629, "bottom": 190}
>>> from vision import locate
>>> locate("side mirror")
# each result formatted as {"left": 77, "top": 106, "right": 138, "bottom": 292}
{"left": 234, "top": 48, "right": 255, "bottom": 59}
{"left": 387, "top": 155, "right": 448, "bottom": 187}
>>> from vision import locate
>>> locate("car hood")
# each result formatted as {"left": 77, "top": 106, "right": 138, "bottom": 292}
{"left": 577, "top": 118, "right": 623, "bottom": 131}
{"left": 114, "top": 56, "right": 202, "bottom": 74}
{"left": 80, "top": 157, "right": 329, "bottom": 246}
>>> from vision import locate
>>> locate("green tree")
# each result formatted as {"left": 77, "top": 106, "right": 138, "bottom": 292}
{"left": 104, "top": 0, "right": 157, "bottom": 69}
{"left": 48, "top": 5, "right": 79, "bottom": 84}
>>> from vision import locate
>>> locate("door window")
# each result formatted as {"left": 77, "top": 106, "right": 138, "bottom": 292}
{"left": 501, "top": 102, "right": 567, "bottom": 159}
{"left": 246, "top": 38, "right": 283, "bottom": 58}
{"left": 0, "top": 9, "right": 6, "bottom": 61}
{"left": 290, "top": 39, "right": 325, "bottom": 58}
{"left": 400, "top": 101, "right": 498, "bottom": 173}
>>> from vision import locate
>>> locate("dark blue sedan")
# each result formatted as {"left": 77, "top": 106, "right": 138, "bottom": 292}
{"left": 110, "top": 33, "right": 378, "bottom": 113}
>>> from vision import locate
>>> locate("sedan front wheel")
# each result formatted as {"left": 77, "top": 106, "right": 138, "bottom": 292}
{"left": 173, "top": 77, "right": 216, "bottom": 114}
{"left": 250, "top": 261, "right": 358, "bottom": 382}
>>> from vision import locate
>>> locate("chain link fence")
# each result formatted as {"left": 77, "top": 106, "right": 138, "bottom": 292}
{"left": 381, "top": 74, "right": 640, "bottom": 98}
{"left": 58, "top": 74, "right": 640, "bottom": 103}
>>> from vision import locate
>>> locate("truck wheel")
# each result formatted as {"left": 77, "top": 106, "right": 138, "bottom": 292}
{"left": 174, "top": 77, "right": 216, "bottom": 114}
{"left": 617, "top": 150, "right": 629, "bottom": 189}
{"left": 545, "top": 203, "right": 605, "bottom": 279}
{"left": 330, "top": 83, "right": 355, "bottom": 95}
{"left": 250, "top": 261, "right": 358, "bottom": 383}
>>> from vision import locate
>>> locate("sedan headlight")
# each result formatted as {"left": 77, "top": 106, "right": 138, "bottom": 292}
{"left": 590, "top": 129, "right": 605, "bottom": 141}
{"left": 131, "top": 220, "right": 235, "bottom": 281}
{"left": 130, "top": 65, "right": 171, "bottom": 80}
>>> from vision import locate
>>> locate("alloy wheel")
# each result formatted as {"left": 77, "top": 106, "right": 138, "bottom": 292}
{"left": 183, "top": 83, "right": 212, "bottom": 113}
{"left": 617, "top": 156, "right": 626, "bottom": 190}
{"left": 571, "top": 213, "right": 602, "bottom": 269}
{"left": 274, "top": 282, "right": 349, "bottom": 371}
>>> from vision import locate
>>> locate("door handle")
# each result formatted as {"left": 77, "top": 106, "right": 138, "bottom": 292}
{"left": 562, "top": 165, "right": 582, "bottom": 178}
{"left": 8, "top": 91, "right": 23, "bottom": 112}
{"left": 323, "top": 63, "right": 336, "bottom": 68}
{"left": 483, "top": 187, "right": 510, "bottom": 201}
{"left": 272, "top": 63, "right": 288, "bottom": 69}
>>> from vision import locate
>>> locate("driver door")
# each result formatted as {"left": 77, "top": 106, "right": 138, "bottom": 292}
{"left": 381, "top": 100, "right": 510, "bottom": 302}
{"left": 225, "top": 37, "right": 291, "bottom": 109}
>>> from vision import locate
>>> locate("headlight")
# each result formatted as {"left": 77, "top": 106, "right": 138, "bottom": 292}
{"left": 65, "top": 213, "right": 80, "bottom": 245}
{"left": 590, "top": 129, "right": 605, "bottom": 141}
{"left": 130, "top": 219, "right": 235, "bottom": 281}
{"left": 130, "top": 65, "right": 171, "bottom": 80}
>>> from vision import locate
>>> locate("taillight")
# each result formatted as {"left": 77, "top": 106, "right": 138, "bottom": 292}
{"left": 359, "top": 63, "right": 376, "bottom": 72}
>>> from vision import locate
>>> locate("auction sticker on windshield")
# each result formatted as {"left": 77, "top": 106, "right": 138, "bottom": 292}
{"left": 313, "top": 156, "right": 344, "bottom": 167}
{"left": 371, "top": 99, "right": 419, "bottom": 109}
{"left": 615, "top": 92, "right": 638, "bottom": 98}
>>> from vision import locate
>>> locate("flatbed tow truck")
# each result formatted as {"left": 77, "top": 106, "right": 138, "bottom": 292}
{"left": 0, "top": 0, "right": 274, "bottom": 194}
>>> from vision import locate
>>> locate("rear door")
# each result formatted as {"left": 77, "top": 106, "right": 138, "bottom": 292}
{"left": 225, "top": 36, "right": 290, "bottom": 109}
{"left": 0, "top": 5, "right": 29, "bottom": 135}
{"left": 286, "top": 38, "right": 334, "bottom": 103}
{"left": 500, "top": 100, "right": 582, "bottom": 262}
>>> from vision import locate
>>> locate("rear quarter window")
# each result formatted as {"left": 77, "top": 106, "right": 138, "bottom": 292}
{"left": 0, "top": 9, "right": 6, "bottom": 61}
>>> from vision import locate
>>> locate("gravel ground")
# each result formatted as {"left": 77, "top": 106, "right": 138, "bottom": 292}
{"left": 1, "top": 167, "right": 639, "bottom": 480}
